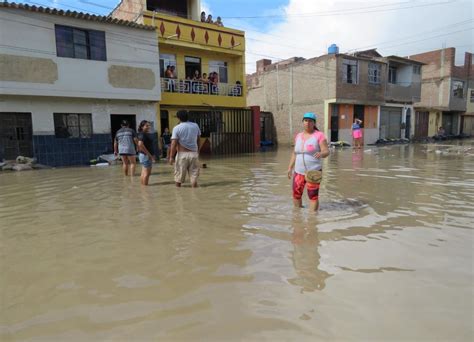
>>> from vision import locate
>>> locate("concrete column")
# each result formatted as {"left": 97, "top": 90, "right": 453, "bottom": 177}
{"left": 251, "top": 106, "right": 261, "bottom": 151}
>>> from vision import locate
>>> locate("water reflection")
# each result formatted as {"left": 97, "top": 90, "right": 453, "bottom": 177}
{"left": 288, "top": 214, "right": 332, "bottom": 292}
{"left": 1, "top": 141, "right": 473, "bottom": 340}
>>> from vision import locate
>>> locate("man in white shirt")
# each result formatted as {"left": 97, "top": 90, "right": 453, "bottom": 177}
{"left": 169, "top": 110, "right": 201, "bottom": 187}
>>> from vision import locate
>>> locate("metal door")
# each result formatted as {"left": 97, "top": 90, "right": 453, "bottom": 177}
{"left": 0, "top": 113, "right": 33, "bottom": 160}
{"left": 380, "top": 107, "right": 402, "bottom": 139}
{"left": 189, "top": 108, "right": 254, "bottom": 155}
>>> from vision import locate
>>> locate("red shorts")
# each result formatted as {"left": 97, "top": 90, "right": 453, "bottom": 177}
{"left": 292, "top": 173, "right": 320, "bottom": 201}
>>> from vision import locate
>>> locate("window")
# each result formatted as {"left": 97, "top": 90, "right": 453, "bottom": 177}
{"left": 470, "top": 90, "right": 474, "bottom": 102}
{"left": 368, "top": 63, "right": 381, "bottom": 84}
{"left": 159, "top": 54, "right": 177, "bottom": 77}
{"left": 54, "top": 113, "right": 92, "bottom": 138}
{"left": 452, "top": 81, "right": 464, "bottom": 99}
{"left": 413, "top": 65, "right": 421, "bottom": 75}
{"left": 209, "top": 61, "right": 228, "bottom": 83}
{"left": 342, "top": 59, "right": 358, "bottom": 84}
{"left": 55, "top": 25, "right": 106, "bottom": 61}
{"left": 388, "top": 66, "right": 397, "bottom": 84}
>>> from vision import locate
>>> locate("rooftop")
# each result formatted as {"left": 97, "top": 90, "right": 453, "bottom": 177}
{"left": 0, "top": 1, "right": 156, "bottom": 30}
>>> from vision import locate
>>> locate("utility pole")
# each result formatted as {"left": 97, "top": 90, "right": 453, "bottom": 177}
{"left": 289, "top": 65, "right": 293, "bottom": 144}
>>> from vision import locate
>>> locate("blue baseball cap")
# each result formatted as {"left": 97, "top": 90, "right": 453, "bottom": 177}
{"left": 303, "top": 112, "right": 317, "bottom": 121}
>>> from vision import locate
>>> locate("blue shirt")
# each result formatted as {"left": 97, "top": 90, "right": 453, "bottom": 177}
{"left": 352, "top": 123, "right": 361, "bottom": 130}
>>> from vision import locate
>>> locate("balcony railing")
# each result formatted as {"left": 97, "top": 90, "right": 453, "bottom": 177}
{"left": 161, "top": 78, "right": 243, "bottom": 97}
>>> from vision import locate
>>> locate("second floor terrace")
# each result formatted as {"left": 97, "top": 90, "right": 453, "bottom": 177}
{"left": 384, "top": 56, "right": 423, "bottom": 103}
{"left": 111, "top": 0, "right": 245, "bottom": 55}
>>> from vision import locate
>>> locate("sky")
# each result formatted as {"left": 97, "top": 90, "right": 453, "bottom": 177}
{"left": 29, "top": 0, "right": 473, "bottom": 73}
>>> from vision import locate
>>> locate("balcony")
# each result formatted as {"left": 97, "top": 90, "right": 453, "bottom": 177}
{"left": 143, "top": 12, "right": 245, "bottom": 55}
{"left": 159, "top": 78, "right": 246, "bottom": 108}
{"left": 161, "top": 78, "right": 243, "bottom": 96}
{"left": 386, "top": 82, "right": 421, "bottom": 103}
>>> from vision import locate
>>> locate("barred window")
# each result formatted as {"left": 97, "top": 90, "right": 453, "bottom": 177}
{"left": 54, "top": 113, "right": 92, "bottom": 139}
{"left": 368, "top": 63, "right": 381, "bottom": 84}
{"left": 413, "top": 65, "right": 421, "bottom": 74}
{"left": 388, "top": 66, "right": 397, "bottom": 84}
{"left": 342, "top": 59, "right": 358, "bottom": 84}
{"left": 452, "top": 81, "right": 464, "bottom": 99}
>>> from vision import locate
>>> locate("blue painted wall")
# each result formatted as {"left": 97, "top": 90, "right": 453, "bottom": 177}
{"left": 33, "top": 134, "right": 112, "bottom": 167}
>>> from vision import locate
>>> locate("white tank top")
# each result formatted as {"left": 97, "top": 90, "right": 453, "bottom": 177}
{"left": 294, "top": 131, "right": 326, "bottom": 175}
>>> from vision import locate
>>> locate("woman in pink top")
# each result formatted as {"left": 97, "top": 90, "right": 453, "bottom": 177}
{"left": 287, "top": 112, "right": 330, "bottom": 211}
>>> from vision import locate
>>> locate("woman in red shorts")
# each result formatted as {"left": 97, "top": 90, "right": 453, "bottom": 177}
{"left": 287, "top": 112, "right": 330, "bottom": 211}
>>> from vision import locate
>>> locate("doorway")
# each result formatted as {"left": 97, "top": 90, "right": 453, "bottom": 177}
{"left": 405, "top": 108, "right": 411, "bottom": 139}
{"left": 415, "top": 111, "right": 429, "bottom": 138}
{"left": 160, "top": 110, "right": 169, "bottom": 135}
{"left": 354, "top": 105, "right": 365, "bottom": 125}
{"left": 330, "top": 104, "right": 339, "bottom": 142}
{"left": 185, "top": 56, "right": 201, "bottom": 79}
{"left": 0, "top": 113, "right": 33, "bottom": 160}
{"left": 110, "top": 114, "right": 136, "bottom": 148}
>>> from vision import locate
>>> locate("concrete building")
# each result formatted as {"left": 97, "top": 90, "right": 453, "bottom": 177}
{"left": 111, "top": 0, "right": 259, "bottom": 155}
{"left": 0, "top": 2, "right": 161, "bottom": 166}
{"left": 464, "top": 79, "right": 474, "bottom": 135}
{"left": 247, "top": 48, "right": 423, "bottom": 145}
{"left": 380, "top": 55, "right": 423, "bottom": 140}
{"left": 409, "top": 48, "right": 473, "bottom": 137}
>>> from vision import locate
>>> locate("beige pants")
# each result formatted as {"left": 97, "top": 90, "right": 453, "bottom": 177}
{"left": 174, "top": 152, "right": 200, "bottom": 184}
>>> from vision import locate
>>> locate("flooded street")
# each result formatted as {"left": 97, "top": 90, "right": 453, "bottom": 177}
{"left": 1, "top": 141, "right": 473, "bottom": 341}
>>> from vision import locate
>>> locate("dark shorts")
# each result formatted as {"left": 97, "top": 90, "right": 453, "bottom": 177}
{"left": 292, "top": 173, "right": 320, "bottom": 201}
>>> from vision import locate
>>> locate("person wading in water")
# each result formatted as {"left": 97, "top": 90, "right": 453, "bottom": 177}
{"left": 287, "top": 112, "right": 330, "bottom": 211}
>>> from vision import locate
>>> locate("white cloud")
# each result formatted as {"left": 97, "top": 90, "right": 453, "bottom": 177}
{"left": 231, "top": 0, "right": 473, "bottom": 74}
{"left": 201, "top": 0, "right": 212, "bottom": 17}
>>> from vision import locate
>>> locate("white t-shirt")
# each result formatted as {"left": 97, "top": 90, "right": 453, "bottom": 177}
{"left": 171, "top": 122, "right": 201, "bottom": 152}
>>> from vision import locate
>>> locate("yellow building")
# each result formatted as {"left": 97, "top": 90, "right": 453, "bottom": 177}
{"left": 112, "top": 0, "right": 254, "bottom": 154}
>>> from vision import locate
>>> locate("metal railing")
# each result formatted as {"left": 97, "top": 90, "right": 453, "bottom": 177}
{"left": 160, "top": 78, "right": 243, "bottom": 97}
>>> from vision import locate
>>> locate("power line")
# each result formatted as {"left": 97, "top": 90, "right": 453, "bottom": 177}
{"left": 5, "top": 0, "right": 472, "bottom": 78}
{"left": 14, "top": 0, "right": 472, "bottom": 63}
{"left": 222, "top": 0, "right": 456, "bottom": 19}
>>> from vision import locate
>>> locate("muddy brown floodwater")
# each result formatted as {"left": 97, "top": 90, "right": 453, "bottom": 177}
{"left": 1, "top": 141, "right": 473, "bottom": 341}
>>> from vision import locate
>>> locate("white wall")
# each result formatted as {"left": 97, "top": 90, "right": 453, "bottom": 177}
{"left": 0, "top": 8, "right": 161, "bottom": 101}
{"left": 397, "top": 65, "right": 413, "bottom": 86}
{"left": 0, "top": 96, "right": 157, "bottom": 135}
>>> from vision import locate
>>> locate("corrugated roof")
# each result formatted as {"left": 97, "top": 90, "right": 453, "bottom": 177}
{"left": 0, "top": 1, "right": 156, "bottom": 30}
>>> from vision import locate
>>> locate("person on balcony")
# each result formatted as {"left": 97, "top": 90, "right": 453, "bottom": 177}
{"left": 206, "top": 14, "right": 213, "bottom": 24}
{"left": 201, "top": 73, "right": 209, "bottom": 94}
{"left": 169, "top": 65, "right": 177, "bottom": 92}
{"left": 200, "top": 11, "right": 206, "bottom": 22}
{"left": 215, "top": 17, "right": 224, "bottom": 27}
{"left": 230, "top": 81, "right": 242, "bottom": 96}
{"left": 210, "top": 72, "right": 219, "bottom": 95}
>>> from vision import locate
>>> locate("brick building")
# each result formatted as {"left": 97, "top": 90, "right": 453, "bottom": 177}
{"left": 409, "top": 48, "right": 473, "bottom": 137}
{"left": 247, "top": 48, "right": 422, "bottom": 145}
